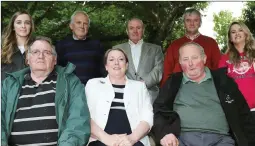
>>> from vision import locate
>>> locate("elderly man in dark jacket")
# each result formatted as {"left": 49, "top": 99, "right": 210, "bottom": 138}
{"left": 152, "top": 42, "right": 255, "bottom": 146}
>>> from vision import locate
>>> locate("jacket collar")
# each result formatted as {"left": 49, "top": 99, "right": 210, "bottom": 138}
{"left": 104, "top": 75, "right": 130, "bottom": 85}
{"left": 210, "top": 68, "right": 229, "bottom": 94}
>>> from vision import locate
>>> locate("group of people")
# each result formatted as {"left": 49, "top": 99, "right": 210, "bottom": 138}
{"left": 1, "top": 7, "right": 255, "bottom": 146}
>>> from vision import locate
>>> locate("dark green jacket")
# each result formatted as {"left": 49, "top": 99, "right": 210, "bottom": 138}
{"left": 1, "top": 63, "right": 90, "bottom": 146}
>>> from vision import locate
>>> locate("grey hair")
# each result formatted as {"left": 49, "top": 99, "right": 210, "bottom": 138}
{"left": 183, "top": 8, "right": 202, "bottom": 25}
{"left": 28, "top": 36, "right": 57, "bottom": 57}
{"left": 126, "top": 18, "right": 144, "bottom": 30}
{"left": 70, "top": 11, "right": 90, "bottom": 26}
{"left": 179, "top": 42, "right": 206, "bottom": 59}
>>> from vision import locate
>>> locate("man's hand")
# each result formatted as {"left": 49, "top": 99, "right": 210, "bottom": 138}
{"left": 160, "top": 133, "right": 179, "bottom": 146}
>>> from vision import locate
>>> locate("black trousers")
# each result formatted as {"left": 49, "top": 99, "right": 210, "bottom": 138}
{"left": 88, "top": 140, "right": 144, "bottom": 146}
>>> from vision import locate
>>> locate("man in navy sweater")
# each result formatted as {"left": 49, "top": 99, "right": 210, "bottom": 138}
{"left": 56, "top": 11, "right": 105, "bottom": 85}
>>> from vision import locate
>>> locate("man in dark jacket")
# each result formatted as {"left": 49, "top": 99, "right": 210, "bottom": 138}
{"left": 153, "top": 42, "right": 255, "bottom": 146}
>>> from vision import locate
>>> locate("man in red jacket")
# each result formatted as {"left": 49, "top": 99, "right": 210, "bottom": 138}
{"left": 161, "top": 8, "right": 221, "bottom": 86}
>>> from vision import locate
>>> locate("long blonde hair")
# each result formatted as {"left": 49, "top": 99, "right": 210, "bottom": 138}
{"left": 226, "top": 21, "right": 255, "bottom": 65}
{"left": 1, "top": 11, "right": 35, "bottom": 64}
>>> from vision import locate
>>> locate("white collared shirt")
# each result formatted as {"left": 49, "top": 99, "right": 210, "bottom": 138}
{"left": 129, "top": 39, "right": 143, "bottom": 72}
{"left": 73, "top": 35, "right": 86, "bottom": 40}
{"left": 18, "top": 46, "right": 25, "bottom": 54}
{"left": 185, "top": 32, "right": 200, "bottom": 41}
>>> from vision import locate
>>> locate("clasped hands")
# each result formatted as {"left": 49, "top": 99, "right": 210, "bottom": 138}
{"left": 104, "top": 133, "right": 136, "bottom": 146}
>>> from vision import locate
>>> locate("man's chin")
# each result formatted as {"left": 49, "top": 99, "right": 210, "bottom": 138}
{"left": 76, "top": 34, "right": 87, "bottom": 39}
{"left": 187, "top": 73, "right": 199, "bottom": 79}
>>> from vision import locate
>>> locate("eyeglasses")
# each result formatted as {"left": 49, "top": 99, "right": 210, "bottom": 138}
{"left": 29, "top": 50, "right": 55, "bottom": 57}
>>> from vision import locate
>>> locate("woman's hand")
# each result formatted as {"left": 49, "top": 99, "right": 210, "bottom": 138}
{"left": 118, "top": 134, "right": 137, "bottom": 146}
{"left": 103, "top": 134, "right": 127, "bottom": 146}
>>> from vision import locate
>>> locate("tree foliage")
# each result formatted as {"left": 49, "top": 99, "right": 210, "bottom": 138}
{"left": 1, "top": 1, "right": 208, "bottom": 51}
{"left": 213, "top": 10, "right": 236, "bottom": 53}
{"left": 242, "top": 1, "right": 255, "bottom": 36}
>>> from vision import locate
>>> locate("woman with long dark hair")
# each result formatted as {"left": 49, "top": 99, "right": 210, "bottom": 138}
{"left": 1, "top": 11, "right": 35, "bottom": 80}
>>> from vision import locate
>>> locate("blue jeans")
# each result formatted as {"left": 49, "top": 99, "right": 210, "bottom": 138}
{"left": 179, "top": 132, "right": 235, "bottom": 146}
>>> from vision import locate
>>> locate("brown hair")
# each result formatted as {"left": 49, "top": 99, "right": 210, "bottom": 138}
{"left": 103, "top": 48, "right": 129, "bottom": 65}
{"left": 226, "top": 21, "right": 255, "bottom": 65}
{"left": 1, "top": 11, "right": 35, "bottom": 64}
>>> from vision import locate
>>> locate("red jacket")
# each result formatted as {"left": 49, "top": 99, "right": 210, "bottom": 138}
{"left": 161, "top": 34, "right": 221, "bottom": 86}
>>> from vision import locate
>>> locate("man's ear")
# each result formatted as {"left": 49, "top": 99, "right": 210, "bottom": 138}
{"left": 203, "top": 55, "right": 207, "bottom": 64}
{"left": 54, "top": 56, "right": 57, "bottom": 65}
{"left": 69, "top": 23, "right": 73, "bottom": 30}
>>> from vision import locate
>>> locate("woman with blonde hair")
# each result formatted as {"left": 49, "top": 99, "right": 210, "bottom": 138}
{"left": 1, "top": 11, "right": 35, "bottom": 80}
{"left": 219, "top": 21, "right": 255, "bottom": 115}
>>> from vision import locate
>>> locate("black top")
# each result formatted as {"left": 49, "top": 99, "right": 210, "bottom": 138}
{"left": 1, "top": 49, "right": 26, "bottom": 81}
{"left": 104, "top": 84, "right": 132, "bottom": 134}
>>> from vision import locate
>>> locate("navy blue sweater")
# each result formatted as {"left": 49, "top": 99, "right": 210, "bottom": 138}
{"left": 56, "top": 35, "right": 105, "bottom": 85}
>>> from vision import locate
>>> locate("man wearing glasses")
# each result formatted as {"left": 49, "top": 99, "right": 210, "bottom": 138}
{"left": 1, "top": 36, "right": 90, "bottom": 146}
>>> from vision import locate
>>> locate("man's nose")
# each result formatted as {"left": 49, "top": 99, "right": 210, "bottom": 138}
{"left": 80, "top": 23, "right": 86, "bottom": 29}
{"left": 38, "top": 52, "right": 45, "bottom": 58}
{"left": 188, "top": 60, "right": 193, "bottom": 66}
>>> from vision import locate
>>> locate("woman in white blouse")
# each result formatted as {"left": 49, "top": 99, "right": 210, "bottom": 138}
{"left": 85, "top": 48, "right": 153, "bottom": 146}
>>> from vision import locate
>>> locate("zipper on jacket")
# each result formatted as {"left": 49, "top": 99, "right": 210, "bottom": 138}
{"left": 218, "top": 92, "right": 240, "bottom": 145}
{"left": 8, "top": 80, "right": 22, "bottom": 138}
{"left": 232, "top": 130, "right": 239, "bottom": 145}
{"left": 56, "top": 73, "right": 68, "bottom": 138}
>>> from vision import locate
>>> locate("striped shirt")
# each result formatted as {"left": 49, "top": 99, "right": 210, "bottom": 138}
{"left": 9, "top": 71, "right": 58, "bottom": 146}
{"left": 104, "top": 84, "right": 132, "bottom": 135}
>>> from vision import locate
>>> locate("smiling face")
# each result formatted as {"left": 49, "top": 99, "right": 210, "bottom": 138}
{"left": 14, "top": 14, "right": 32, "bottom": 38}
{"left": 105, "top": 50, "right": 128, "bottom": 77}
{"left": 70, "top": 12, "right": 89, "bottom": 40}
{"left": 27, "top": 40, "right": 56, "bottom": 73}
{"left": 179, "top": 44, "right": 207, "bottom": 82}
{"left": 229, "top": 24, "right": 247, "bottom": 46}
{"left": 127, "top": 19, "right": 144, "bottom": 44}
{"left": 184, "top": 13, "right": 201, "bottom": 35}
